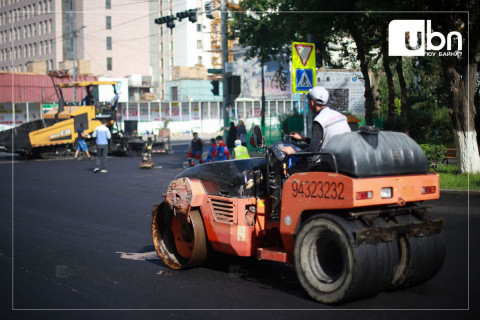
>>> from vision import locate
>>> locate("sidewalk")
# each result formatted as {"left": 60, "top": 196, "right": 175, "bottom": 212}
{"left": 441, "top": 189, "right": 480, "bottom": 196}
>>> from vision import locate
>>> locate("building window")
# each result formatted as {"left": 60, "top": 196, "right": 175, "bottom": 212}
{"left": 197, "top": 56, "right": 202, "bottom": 65}
{"left": 171, "top": 86, "right": 178, "bottom": 101}
{"left": 196, "top": 40, "right": 202, "bottom": 49}
{"left": 107, "top": 57, "right": 112, "bottom": 70}
{"left": 106, "top": 0, "right": 111, "bottom": 9}
{"left": 106, "top": 36, "right": 112, "bottom": 50}
{"left": 106, "top": 16, "right": 111, "bottom": 29}
{"left": 197, "top": 24, "right": 201, "bottom": 32}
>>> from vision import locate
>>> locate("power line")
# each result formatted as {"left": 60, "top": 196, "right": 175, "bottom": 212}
{"left": 76, "top": 36, "right": 106, "bottom": 74}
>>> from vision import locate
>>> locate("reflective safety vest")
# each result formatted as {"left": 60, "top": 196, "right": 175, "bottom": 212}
{"left": 314, "top": 107, "right": 351, "bottom": 150}
{"left": 234, "top": 145, "right": 250, "bottom": 159}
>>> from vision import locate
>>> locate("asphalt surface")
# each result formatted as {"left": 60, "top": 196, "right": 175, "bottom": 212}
{"left": 0, "top": 145, "right": 479, "bottom": 320}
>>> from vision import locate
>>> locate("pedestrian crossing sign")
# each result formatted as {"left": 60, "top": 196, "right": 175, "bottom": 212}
{"left": 296, "top": 69, "right": 314, "bottom": 91}
{"left": 292, "top": 42, "right": 316, "bottom": 93}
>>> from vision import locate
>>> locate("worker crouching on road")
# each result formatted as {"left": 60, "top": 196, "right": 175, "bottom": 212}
{"left": 233, "top": 139, "right": 250, "bottom": 159}
{"left": 204, "top": 138, "right": 218, "bottom": 163}
{"left": 187, "top": 132, "right": 204, "bottom": 166}
{"left": 213, "top": 135, "right": 230, "bottom": 161}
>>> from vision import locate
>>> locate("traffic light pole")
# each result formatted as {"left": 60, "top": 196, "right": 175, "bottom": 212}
{"left": 221, "top": 0, "right": 229, "bottom": 138}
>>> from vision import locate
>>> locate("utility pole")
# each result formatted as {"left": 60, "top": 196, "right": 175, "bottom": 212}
{"left": 221, "top": 0, "right": 229, "bottom": 136}
{"left": 72, "top": 26, "right": 77, "bottom": 103}
{"left": 261, "top": 59, "right": 265, "bottom": 127}
{"left": 72, "top": 26, "right": 85, "bottom": 103}
{"left": 68, "top": 0, "right": 76, "bottom": 102}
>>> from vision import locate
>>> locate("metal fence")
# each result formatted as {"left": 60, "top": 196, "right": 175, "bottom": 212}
{"left": 0, "top": 99, "right": 305, "bottom": 137}
{"left": 118, "top": 99, "right": 302, "bottom": 123}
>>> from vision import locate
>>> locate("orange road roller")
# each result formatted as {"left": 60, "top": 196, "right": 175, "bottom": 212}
{"left": 152, "top": 126, "right": 445, "bottom": 304}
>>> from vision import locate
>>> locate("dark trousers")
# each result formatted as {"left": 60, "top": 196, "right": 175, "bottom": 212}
{"left": 96, "top": 144, "right": 108, "bottom": 169}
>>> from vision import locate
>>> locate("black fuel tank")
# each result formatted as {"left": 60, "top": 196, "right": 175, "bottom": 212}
{"left": 322, "top": 128, "right": 429, "bottom": 177}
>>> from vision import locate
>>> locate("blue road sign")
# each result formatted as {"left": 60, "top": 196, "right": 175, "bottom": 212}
{"left": 295, "top": 69, "right": 314, "bottom": 91}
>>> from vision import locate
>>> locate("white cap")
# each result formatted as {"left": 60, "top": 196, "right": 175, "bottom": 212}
{"left": 308, "top": 86, "right": 329, "bottom": 105}
{"left": 234, "top": 139, "right": 242, "bottom": 146}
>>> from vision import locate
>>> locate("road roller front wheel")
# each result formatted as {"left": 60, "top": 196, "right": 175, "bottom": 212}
{"left": 152, "top": 203, "right": 207, "bottom": 269}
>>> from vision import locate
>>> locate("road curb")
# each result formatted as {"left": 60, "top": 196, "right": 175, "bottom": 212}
{"left": 440, "top": 189, "right": 480, "bottom": 196}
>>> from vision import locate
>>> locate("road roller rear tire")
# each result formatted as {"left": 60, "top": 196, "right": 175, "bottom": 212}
{"left": 152, "top": 203, "right": 207, "bottom": 269}
{"left": 294, "top": 214, "right": 398, "bottom": 304}
{"left": 391, "top": 213, "right": 446, "bottom": 289}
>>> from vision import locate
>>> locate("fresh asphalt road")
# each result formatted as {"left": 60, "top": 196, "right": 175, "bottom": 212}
{"left": 0, "top": 144, "right": 478, "bottom": 320}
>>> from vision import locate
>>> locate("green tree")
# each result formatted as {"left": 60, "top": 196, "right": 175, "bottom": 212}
{"left": 232, "top": 1, "right": 479, "bottom": 173}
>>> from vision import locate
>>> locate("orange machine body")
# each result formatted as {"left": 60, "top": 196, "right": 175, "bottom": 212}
{"left": 162, "top": 171, "right": 439, "bottom": 262}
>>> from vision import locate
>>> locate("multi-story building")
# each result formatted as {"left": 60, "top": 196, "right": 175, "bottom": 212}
{"left": 0, "top": 0, "right": 217, "bottom": 101}
{"left": 0, "top": 0, "right": 56, "bottom": 72}
{"left": 157, "top": 0, "right": 214, "bottom": 100}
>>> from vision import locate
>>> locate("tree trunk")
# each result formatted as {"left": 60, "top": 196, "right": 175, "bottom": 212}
{"left": 381, "top": 32, "right": 395, "bottom": 130}
{"left": 369, "top": 70, "right": 383, "bottom": 117}
{"left": 444, "top": 61, "right": 480, "bottom": 173}
{"left": 396, "top": 57, "right": 408, "bottom": 134}
{"left": 350, "top": 23, "right": 375, "bottom": 126}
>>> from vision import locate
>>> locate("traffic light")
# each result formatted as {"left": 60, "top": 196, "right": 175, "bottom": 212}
{"left": 205, "top": 2, "right": 214, "bottom": 19}
{"left": 165, "top": 15, "right": 175, "bottom": 29}
{"left": 211, "top": 80, "right": 219, "bottom": 96}
{"left": 187, "top": 9, "right": 197, "bottom": 23}
{"left": 228, "top": 75, "right": 241, "bottom": 101}
{"left": 176, "top": 11, "right": 189, "bottom": 21}
{"left": 154, "top": 9, "right": 197, "bottom": 29}
{"left": 154, "top": 17, "right": 167, "bottom": 24}
{"left": 155, "top": 15, "right": 175, "bottom": 29}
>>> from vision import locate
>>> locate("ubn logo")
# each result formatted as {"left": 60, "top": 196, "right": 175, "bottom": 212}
{"left": 388, "top": 20, "right": 462, "bottom": 56}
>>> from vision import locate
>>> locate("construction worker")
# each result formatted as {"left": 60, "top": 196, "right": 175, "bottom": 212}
{"left": 213, "top": 135, "right": 230, "bottom": 161}
{"left": 283, "top": 85, "right": 350, "bottom": 170}
{"left": 204, "top": 138, "right": 218, "bottom": 163}
{"left": 233, "top": 139, "right": 250, "bottom": 159}
{"left": 187, "top": 132, "right": 204, "bottom": 166}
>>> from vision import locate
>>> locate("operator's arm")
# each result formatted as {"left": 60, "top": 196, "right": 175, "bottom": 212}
{"left": 284, "top": 123, "right": 323, "bottom": 155}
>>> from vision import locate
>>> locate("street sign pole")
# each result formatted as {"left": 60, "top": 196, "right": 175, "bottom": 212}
{"left": 221, "top": 0, "right": 229, "bottom": 138}
{"left": 291, "top": 41, "right": 316, "bottom": 137}
{"left": 303, "top": 93, "right": 307, "bottom": 137}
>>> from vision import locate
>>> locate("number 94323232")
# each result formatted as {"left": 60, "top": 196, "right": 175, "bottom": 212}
{"left": 291, "top": 180, "right": 345, "bottom": 200}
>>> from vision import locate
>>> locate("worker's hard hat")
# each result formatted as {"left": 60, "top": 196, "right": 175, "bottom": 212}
{"left": 308, "top": 86, "right": 329, "bottom": 105}
{"left": 235, "top": 139, "right": 242, "bottom": 146}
